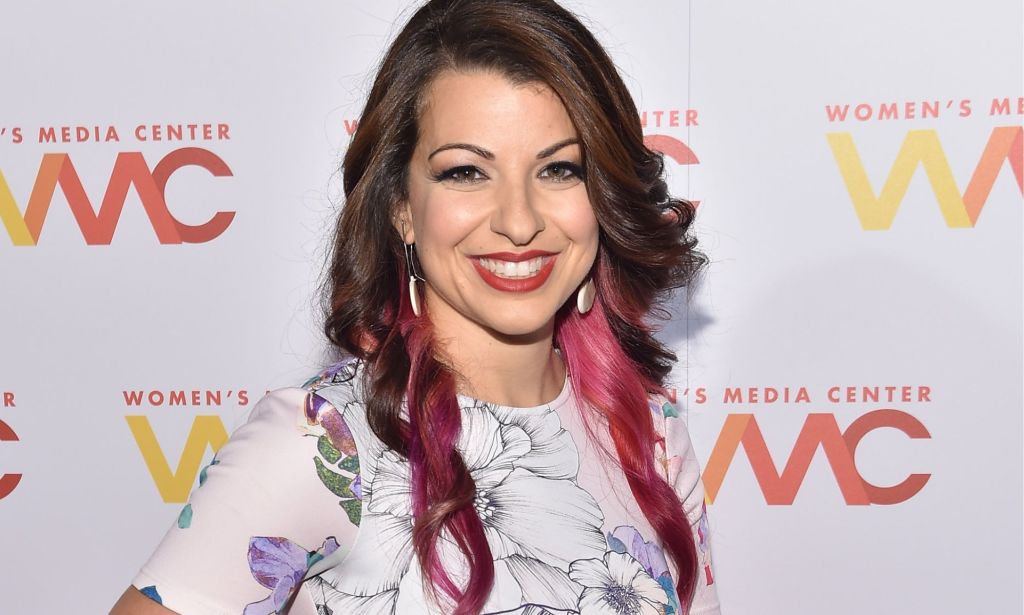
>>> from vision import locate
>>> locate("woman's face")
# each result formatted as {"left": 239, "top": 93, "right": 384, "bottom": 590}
{"left": 400, "top": 70, "right": 599, "bottom": 341}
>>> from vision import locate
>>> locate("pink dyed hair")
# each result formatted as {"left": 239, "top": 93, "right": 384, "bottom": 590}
{"left": 323, "top": 1, "right": 706, "bottom": 612}
{"left": 400, "top": 305, "right": 495, "bottom": 612}
{"left": 557, "top": 282, "right": 699, "bottom": 606}
{"left": 385, "top": 251, "right": 697, "bottom": 614}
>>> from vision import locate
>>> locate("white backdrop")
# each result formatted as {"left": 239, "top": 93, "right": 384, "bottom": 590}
{"left": 1, "top": 1, "right": 1020, "bottom": 613}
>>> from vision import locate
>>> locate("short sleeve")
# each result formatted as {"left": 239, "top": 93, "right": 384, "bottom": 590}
{"left": 657, "top": 396, "right": 722, "bottom": 614}
{"left": 131, "top": 388, "right": 361, "bottom": 615}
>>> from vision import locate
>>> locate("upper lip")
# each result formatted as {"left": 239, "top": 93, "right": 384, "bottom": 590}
{"left": 473, "top": 250, "right": 557, "bottom": 262}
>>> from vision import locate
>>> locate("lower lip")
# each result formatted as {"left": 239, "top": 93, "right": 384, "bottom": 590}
{"left": 472, "top": 257, "right": 556, "bottom": 292}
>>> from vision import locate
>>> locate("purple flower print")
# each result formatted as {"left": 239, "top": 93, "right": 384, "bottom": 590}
{"left": 697, "top": 502, "right": 715, "bottom": 587}
{"left": 304, "top": 392, "right": 331, "bottom": 424}
{"left": 697, "top": 503, "right": 710, "bottom": 553}
{"left": 320, "top": 406, "right": 358, "bottom": 457}
{"left": 304, "top": 392, "right": 357, "bottom": 457}
{"left": 302, "top": 359, "right": 358, "bottom": 396}
{"left": 608, "top": 526, "right": 670, "bottom": 580}
{"left": 243, "top": 536, "right": 339, "bottom": 615}
{"left": 607, "top": 525, "right": 680, "bottom": 615}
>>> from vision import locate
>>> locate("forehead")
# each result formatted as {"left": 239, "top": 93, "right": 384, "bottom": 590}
{"left": 415, "top": 70, "right": 577, "bottom": 148}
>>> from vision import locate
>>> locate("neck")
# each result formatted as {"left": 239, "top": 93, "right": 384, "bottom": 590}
{"left": 430, "top": 318, "right": 565, "bottom": 408}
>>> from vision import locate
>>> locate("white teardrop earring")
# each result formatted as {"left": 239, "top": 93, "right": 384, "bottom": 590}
{"left": 576, "top": 278, "right": 596, "bottom": 314}
{"left": 402, "top": 237, "right": 425, "bottom": 317}
{"left": 408, "top": 274, "right": 422, "bottom": 317}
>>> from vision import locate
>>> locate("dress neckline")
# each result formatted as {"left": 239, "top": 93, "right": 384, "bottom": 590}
{"left": 456, "top": 369, "right": 573, "bottom": 413}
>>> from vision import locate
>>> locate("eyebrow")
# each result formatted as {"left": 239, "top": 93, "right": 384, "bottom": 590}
{"left": 536, "top": 138, "right": 579, "bottom": 159}
{"left": 426, "top": 138, "right": 580, "bottom": 162}
{"left": 428, "top": 143, "right": 493, "bottom": 161}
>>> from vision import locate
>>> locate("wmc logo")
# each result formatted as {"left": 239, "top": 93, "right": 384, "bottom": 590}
{"left": 827, "top": 126, "right": 1022, "bottom": 229}
{"left": 703, "top": 410, "right": 930, "bottom": 505}
{"left": 0, "top": 418, "right": 20, "bottom": 500}
{"left": 126, "top": 415, "right": 229, "bottom": 503}
{"left": 0, "top": 147, "right": 234, "bottom": 245}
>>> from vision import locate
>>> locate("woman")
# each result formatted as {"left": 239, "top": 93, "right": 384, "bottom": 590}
{"left": 112, "top": 1, "right": 719, "bottom": 613}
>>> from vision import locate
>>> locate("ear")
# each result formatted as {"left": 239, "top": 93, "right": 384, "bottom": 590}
{"left": 392, "top": 201, "right": 415, "bottom": 244}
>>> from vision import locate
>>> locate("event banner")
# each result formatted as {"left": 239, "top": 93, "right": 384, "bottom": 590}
{"left": 1, "top": 1, "right": 1020, "bottom": 613}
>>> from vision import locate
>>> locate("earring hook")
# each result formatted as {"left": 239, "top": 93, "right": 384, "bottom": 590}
{"left": 401, "top": 220, "right": 425, "bottom": 282}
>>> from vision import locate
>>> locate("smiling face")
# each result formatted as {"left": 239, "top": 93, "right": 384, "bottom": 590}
{"left": 399, "top": 70, "right": 599, "bottom": 343}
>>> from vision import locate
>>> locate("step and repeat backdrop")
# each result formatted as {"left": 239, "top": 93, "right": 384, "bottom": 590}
{"left": 1, "top": 1, "right": 1021, "bottom": 613}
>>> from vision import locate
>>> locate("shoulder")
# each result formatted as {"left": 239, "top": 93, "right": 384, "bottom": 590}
{"left": 647, "top": 391, "right": 693, "bottom": 458}
{"left": 129, "top": 367, "right": 368, "bottom": 615}
{"left": 301, "top": 356, "right": 362, "bottom": 396}
{"left": 292, "top": 358, "right": 370, "bottom": 454}
{"left": 648, "top": 392, "right": 721, "bottom": 611}
{"left": 212, "top": 358, "right": 366, "bottom": 491}
{"left": 648, "top": 391, "right": 703, "bottom": 508}
{"left": 299, "top": 357, "right": 364, "bottom": 423}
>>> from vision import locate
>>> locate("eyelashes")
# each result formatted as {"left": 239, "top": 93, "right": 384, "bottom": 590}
{"left": 432, "top": 165, "right": 486, "bottom": 184}
{"left": 539, "top": 161, "right": 585, "bottom": 182}
{"left": 431, "top": 161, "right": 585, "bottom": 185}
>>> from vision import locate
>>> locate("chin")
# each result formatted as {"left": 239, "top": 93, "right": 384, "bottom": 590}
{"left": 480, "top": 308, "right": 560, "bottom": 340}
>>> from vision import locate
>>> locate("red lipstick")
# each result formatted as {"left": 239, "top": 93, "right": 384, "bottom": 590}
{"left": 476, "top": 250, "right": 555, "bottom": 262}
{"left": 471, "top": 251, "right": 557, "bottom": 292}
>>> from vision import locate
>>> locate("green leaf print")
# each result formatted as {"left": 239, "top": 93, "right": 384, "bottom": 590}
{"left": 317, "top": 435, "right": 342, "bottom": 464}
{"left": 339, "top": 498, "right": 362, "bottom": 525}
{"left": 177, "top": 503, "right": 193, "bottom": 529}
{"left": 314, "top": 457, "right": 354, "bottom": 498}
{"left": 198, "top": 458, "right": 220, "bottom": 487}
{"left": 337, "top": 454, "right": 360, "bottom": 473}
{"left": 662, "top": 401, "right": 679, "bottom": 418}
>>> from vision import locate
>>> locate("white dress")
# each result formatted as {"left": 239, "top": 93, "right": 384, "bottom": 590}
{"left": 133, "top": 359, "right": 721, "bottom": 614}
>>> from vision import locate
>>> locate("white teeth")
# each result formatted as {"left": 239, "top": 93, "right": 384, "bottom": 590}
{"left": 479, "top": 257, "right": 546, "bottom": 279}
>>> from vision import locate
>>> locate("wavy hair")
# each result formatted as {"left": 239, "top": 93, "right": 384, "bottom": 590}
{"left": 324, "top": 1, "right": 706, "bottom": 612}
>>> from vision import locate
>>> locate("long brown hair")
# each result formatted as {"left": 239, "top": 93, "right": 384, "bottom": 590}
{"left": 324, "top": 1, "right": 706, "bottom": 612}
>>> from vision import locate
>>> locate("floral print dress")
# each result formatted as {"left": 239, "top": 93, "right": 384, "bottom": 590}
{"left": 133, "top": 359, "right": 720, "bottom": 614}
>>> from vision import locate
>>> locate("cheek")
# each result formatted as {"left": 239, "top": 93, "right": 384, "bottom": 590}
{"left": 412, "top": 194, "right": 486, "bottom": 255}
{"left": 562, "top": 197, "right": 600, "bottom": 247}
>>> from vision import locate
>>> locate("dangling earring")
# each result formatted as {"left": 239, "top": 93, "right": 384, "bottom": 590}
{"left": 402, "top": 233, "right": 426, "bottom": 317}
{"left": 576, "top": 278, "right": 596, "bottom": 314}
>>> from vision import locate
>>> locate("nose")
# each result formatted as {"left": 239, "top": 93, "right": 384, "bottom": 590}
{"left": 490, "top": 179, "right": 545, "bottom": 245}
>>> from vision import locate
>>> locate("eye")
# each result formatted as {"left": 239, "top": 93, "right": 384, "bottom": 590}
{"left": 433, "top": 165, "right": 488, "bottom": 184}
{"left": 539, "top": 161, "right": 584, "bottom": 183}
